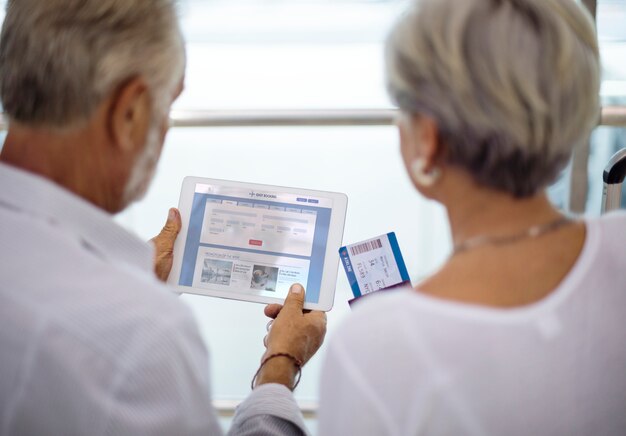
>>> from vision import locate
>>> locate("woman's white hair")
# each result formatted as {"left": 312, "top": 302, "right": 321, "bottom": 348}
{"left": 386, "top": 0, "right": 601, "bottom": 197}
{"left": 0, "top": 0, "right": 185, "bottom": 128}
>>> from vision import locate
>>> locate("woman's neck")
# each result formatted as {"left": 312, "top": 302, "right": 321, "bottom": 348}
{"left": 443, "top": 182, "right": 563, "bottom": 248}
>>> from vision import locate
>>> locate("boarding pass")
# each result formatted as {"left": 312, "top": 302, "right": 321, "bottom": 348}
{"left": 339, "top": 232, "right": 410, "bottom": 304}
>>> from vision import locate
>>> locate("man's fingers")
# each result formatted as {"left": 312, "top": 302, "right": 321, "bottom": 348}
{"left": 151, "top": 208, "right": 182, "bottom": 282}
{"left": 264, "top": 304, "right": 283, "bottom": 319}
{"left": 281, "top": 283, "right": 306, "bottom": 314}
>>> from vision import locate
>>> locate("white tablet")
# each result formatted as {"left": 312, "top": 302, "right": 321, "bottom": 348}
{"left": 168, "top": 177, "right": 348, "bottom": 311}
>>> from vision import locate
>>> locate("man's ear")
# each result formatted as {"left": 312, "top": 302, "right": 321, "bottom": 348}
{"left": 107, "top": 76, "right": 151, "bottom": 154}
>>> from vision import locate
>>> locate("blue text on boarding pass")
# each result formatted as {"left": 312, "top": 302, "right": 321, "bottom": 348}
{"left": 339, "top": 232, "right": 410, "bottom": 298}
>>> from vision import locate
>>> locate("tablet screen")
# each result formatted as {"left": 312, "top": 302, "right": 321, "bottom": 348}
{"left": 177, "top": 183, "right": 333, "bottom": 304}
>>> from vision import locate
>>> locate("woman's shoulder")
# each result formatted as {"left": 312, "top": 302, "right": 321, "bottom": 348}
{"left": 583, "top": 210, "right": 626, "bottom": 260}
{"left": 592, "top": 209, "right": 626, "bottom": 221}
{"left": 592, "top": 210, "right": 626, "bottom": 232}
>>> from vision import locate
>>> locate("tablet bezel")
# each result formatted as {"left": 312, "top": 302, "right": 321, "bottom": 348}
{"left": 167, "top": 176, "right": 348, "bottom": 311}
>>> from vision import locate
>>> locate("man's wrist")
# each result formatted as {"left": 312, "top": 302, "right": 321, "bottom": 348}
{"left": 254, "top": 355, "right": 300, "bottom": 390}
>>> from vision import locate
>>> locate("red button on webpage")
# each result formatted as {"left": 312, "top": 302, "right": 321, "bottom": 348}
{"left": 249, "top": 239, "right": 263, "bottom": 247}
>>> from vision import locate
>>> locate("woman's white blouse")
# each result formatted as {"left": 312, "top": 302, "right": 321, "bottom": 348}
{"left": 319, "top": 212, "right": 626, "bottom": 436}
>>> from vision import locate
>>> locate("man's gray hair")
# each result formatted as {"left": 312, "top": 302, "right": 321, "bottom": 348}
{"left": 386, "top": 0, "right": 601, "bottom": 197}
{"left": 0, "top": 0, "right": 184, "bottom": 128}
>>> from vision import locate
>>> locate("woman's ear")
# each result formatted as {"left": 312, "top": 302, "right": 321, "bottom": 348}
{"left": 397, "top": 113, "right": 445, "bottom": 194}
{"left": 412, "top": 115, "right": 441, "bottom": 170}
{"left": 107, "top": 76, "right": 151, "bottom": 155}
{"left": 397, "top": 112, "right": 419, "bottom": 164}
{"left": 397, "top": 112, "right": 443, "bottom": 170}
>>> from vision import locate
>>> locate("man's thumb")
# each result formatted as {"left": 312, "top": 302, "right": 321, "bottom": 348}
{"left": 161, "top": 208, "right": 182, "bottom": 237}
{"left": 282, "top": 283, "right": 305, "bottom": 313}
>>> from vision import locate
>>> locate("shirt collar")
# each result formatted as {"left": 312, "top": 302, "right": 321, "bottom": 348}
{"left": 0, "top": 162, "right": 154, "bottom": 273}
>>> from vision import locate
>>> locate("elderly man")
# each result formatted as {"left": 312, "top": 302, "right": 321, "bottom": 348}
{"left": 0, "top": 0, "right": 326, "bottom": 434}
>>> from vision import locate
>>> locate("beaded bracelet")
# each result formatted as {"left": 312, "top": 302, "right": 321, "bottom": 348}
{"left": 251, "top": 352, "right": 303, "bottom": 391}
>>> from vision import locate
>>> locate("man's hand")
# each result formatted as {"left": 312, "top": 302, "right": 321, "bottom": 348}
{"left": 254, "top": 283, "right": 327, "bottom": 389}
{"left": 150, "top": 208, "right": 182, "bottom": 282}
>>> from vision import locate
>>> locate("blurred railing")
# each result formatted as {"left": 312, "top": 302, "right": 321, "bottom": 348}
{"left": 599, "top": 105, "right": 626, "bottom": 127}
{"left": 168, "top": 109, "right": 396, "bottom": 127}
{"left": 0, "top": 106, "right": 625, "bottom": 129}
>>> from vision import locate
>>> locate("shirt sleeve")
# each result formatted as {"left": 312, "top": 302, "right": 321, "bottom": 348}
{"left": 229, "top": 384, "right": 308, "bottom": 436}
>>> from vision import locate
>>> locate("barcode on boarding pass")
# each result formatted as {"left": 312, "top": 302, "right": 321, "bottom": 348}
{"left": 349, "top": 238, "right": 383, "bottom": 256}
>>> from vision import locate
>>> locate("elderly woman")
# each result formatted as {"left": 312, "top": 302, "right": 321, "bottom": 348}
{"left": 317, "top": 0, "right": 626, "bottom": 434}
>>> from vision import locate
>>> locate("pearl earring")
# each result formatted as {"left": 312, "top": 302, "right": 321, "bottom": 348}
{"left": 410, "top": 158, "right": 441, "bottom": 187}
